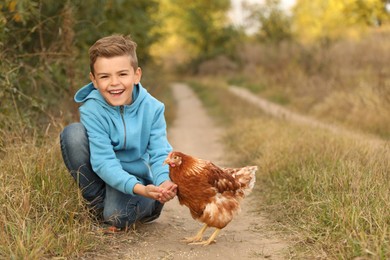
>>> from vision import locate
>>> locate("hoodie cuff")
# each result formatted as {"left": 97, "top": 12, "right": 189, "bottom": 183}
{"left": 125, "top": 179, "right": 142, "bottom": 195}
{"left": 155, "top": 173, "right": 170, "bottom": 187}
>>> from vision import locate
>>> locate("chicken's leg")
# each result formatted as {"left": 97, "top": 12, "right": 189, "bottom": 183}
{"left": 182, "top": 224, "right": 208, "bottom": 243}
{"left": 190, "top": 228, "right": 221, "bottom": 246}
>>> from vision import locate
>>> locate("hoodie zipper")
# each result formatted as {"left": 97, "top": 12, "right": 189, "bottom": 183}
{"left": 120, "top": 106, "right": 127, "bottom": 149}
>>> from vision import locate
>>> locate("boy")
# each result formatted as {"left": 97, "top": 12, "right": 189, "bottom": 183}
{"left": 60, "top": 34, "right": 177, "bottom": 229}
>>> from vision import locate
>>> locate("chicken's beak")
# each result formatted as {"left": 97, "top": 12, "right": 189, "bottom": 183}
{"left": 163, "top": 152, "right": 173, "bottom": 165}
{"left": 163, "top": 158, "right": 170, "bottom": 165}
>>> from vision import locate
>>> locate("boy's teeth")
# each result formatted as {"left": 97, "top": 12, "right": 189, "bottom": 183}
{"left": 110, "top": 90, "right": 123, "bottom": 94}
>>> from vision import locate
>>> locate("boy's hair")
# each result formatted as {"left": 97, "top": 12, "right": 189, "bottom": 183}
{"left": 89, "top": 34, "right": 138, "bottom": 74}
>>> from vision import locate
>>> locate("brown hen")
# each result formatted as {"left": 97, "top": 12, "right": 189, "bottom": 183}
{"left": 164, "top": 151, "right": 257, "bottom": 245}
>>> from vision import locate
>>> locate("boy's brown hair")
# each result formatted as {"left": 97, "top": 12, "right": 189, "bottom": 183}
{"left": 89, "top": 34, "right": 138, "bottom": 74}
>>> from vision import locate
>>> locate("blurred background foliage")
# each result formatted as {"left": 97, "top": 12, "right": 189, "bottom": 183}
{"left": 293, "top": 0, "right": 390, "bottom": 43}
{"left": 0, "top": 0, "right": 161, "bottom": 139}
{"left": 1, "top": 0, "right": 389, "bottom": 140}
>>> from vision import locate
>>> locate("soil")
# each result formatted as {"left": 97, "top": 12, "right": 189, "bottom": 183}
{"left": 89, "top": 83, "right": 290, "bottom": 259}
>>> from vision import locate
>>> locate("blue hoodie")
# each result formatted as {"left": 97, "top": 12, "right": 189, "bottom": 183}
{"left": 74, "top": 82, "right": 172, "bottom": 195}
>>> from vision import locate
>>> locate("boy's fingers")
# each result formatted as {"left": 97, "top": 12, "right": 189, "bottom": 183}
{"left": 162, "top": 191, "right": 175, "bottom": 201}
{"left": 168, "top": 185, "right": 177, "bottom": 192}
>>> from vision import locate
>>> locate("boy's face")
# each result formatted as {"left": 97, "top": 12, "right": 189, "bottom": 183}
{"left": 90, "top": 55, "right": 142, "bottom": 106}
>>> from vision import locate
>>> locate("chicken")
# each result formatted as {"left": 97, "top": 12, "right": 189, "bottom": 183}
{"left": 163, "top": 151, "right": 257, "bottom": 246}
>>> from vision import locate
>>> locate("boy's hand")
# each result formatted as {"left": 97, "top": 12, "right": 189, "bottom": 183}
{"left": 133, "top": 182, "right": 177, "bottom": 203}
{"left": 134, "top": 183, "right": 164, "bottom": 201}
{"left": 159, "top": 180, "right": 177, "bottom": 203}
{"left": 144, "top": 184, "right": 165, "bottom": 201}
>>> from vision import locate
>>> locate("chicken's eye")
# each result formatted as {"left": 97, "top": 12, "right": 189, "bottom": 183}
{"left": 173, "top": 156, "right": 178, "bottom": 160}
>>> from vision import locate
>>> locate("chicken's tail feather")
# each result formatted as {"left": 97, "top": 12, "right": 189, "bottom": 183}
{"left": 224, "top": 166, "right": 257, "bottom": 196}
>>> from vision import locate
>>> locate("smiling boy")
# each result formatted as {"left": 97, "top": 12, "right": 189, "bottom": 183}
{"left": 60, "top": 35, "right": 176, "bottom": 229}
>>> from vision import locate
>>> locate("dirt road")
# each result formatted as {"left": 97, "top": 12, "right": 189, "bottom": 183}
{"left": 92, "top": 83, "right": 290, "bottom": 259}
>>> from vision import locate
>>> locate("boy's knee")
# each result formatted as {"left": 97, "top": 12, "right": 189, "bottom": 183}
{"left": 60, "top": 122, "right": 90, "bottom": 171}
{"left": 61, "top": 123, "right": 87, "bottom": 145}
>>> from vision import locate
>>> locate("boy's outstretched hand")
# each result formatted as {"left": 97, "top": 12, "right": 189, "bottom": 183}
{"left": 133, "top": 181, "right": 177, "bottom": 203}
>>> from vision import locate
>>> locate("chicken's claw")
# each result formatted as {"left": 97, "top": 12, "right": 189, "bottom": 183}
{"left": 189, "top": 228, "right": 220, "bottom": 246}
{"left": 181, "top": 224, "right": 208, "bottom": 244}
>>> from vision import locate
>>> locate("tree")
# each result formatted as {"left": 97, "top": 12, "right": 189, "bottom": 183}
{"left": 101, "top": 0, "right": 160, "bottom": 64}
{"left": 292, "top": 0, "right": 390, "bottom": 43}
{"left": 0, "top": 0, "right": 163, "bottom": 131}
{"left": 150, "top": 0, "right": 239, "bottom": 70}
{"left": 245, "top": 0, "right": 292, "bottom": 43}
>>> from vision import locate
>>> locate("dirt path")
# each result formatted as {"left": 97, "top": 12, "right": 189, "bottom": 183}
{"left": 101, "top": 83, "right": 289, "bottom": 260}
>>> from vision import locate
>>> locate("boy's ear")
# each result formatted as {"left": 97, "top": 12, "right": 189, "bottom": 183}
{"left": 135, "top": 67, "right": 142, "bottom": 84}
{"left": 89, "top": 72, "right": 97, "bottom": 87}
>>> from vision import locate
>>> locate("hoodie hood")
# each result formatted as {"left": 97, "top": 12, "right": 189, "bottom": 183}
{"left": 74, "top": 82, "right": 145, "bottom": 110}
{"left": 74, "top": 82, "right": 97, "bottom": 103}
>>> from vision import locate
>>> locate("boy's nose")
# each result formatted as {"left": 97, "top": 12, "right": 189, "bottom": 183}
{"left": 110, "top": 76, "right": 120, "bottom": 85}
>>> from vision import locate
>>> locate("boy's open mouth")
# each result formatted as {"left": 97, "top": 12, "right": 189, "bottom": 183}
{"left": 109, "top": 89, "right": 125, "bottom": 96}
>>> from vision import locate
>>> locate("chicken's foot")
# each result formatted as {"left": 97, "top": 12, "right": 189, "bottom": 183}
{"left": 182, "top": 224, "right": 208, "bottom": 243}
{"left": 190, "top": 228, "right": 221, "bottom": 246}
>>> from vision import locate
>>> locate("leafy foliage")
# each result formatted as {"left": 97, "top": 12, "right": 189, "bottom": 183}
{"left": 0, "top": 0, "right": 161, "bottom": 137}
{"left": 151, "top": 0, "right": 240, "bottom": 71}
{"left": 292, "top": 0, "right": 390, "bottom": 42}
{"left": 245, "top": 0, "right": 292, "bottom": 43}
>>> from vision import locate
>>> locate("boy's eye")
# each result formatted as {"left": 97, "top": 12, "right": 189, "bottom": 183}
{"left": 99, "top": 75, "right": 108, "bottom": 79}
{"left": 120, "top": 73, "right": 128, "bottom": 76}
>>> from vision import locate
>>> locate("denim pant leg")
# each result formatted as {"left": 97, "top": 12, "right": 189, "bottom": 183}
{"left": 104, "top": 185, "right": 164, "bottom": 228}
{"left": 60, "top": 123, "right": 105, "bottom": 212}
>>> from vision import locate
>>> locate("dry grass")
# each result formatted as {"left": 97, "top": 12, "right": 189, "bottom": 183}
{"left": 0, "top": 129, "right": 101, "bottom": 258}
{"left": 228, "top": 119, "right": 389, "bottom": 259}
{"left": 190, "top": 79, "right": 390, "bottom": 259}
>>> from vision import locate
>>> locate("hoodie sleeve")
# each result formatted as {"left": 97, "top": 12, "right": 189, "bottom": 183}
{"left": 79, "top": 104, "right": 141, "bottom": 195}
{"left": 147, "top": 104, "right": 172, "bottom": 186}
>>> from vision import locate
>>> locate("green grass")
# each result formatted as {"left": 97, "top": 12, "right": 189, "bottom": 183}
{"left": 189, "top": 79, "right": 390, "bottom": 259}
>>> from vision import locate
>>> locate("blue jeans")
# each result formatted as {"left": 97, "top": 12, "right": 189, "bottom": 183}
{"left": 60, "top": 123, "right": 163, "bottom": 228}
